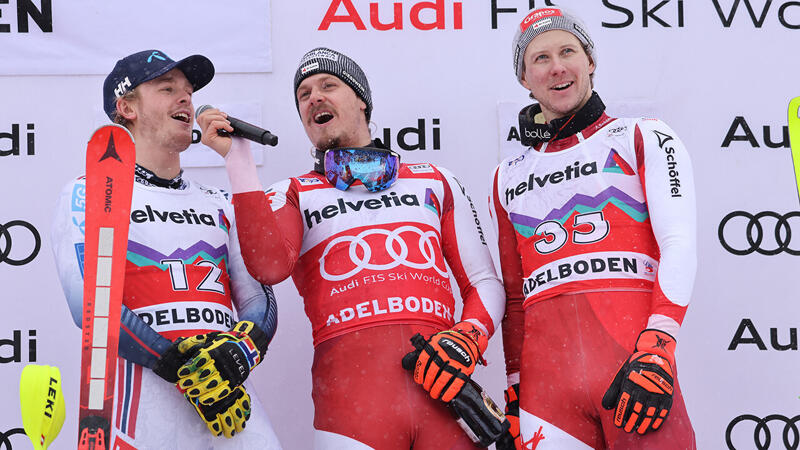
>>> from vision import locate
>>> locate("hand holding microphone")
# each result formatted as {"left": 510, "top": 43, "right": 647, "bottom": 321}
{"left": 195, "top": 105, "right": 278, "bottom": 158}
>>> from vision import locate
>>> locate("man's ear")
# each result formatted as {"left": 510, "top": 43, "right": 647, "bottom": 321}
{"left": 116, "top": 96, "right": 137, "bottom": 121}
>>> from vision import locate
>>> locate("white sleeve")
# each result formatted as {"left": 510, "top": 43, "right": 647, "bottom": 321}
{"left": 50, "top": 178, "right": 87, "bottom": 327}
{"left": 437, "top": 166, "right": 506, "bottom": 337}
{"left": 635, "top": 119, "right": 697, "bottom": 335}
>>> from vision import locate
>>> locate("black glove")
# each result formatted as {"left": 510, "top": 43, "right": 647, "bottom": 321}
{"left": 152, "top": 333, "right": 219, "bottom": 383}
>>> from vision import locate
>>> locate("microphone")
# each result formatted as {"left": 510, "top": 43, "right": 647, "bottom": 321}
{"left": 195, "top": 104, "right": 278, "bottom": 147}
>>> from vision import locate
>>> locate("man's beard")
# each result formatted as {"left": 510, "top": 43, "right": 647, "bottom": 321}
{"left": 316, "top": 136, "right": 341, "bottom": 151}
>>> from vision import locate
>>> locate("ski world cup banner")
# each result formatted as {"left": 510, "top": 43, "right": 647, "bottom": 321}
{"left": 0, "top": 0, "right": 272, "bottom": 75}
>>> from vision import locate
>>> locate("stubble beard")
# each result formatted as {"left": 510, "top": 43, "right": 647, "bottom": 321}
{"left": 316, "top": 136, "right": 341, "bottom": 151}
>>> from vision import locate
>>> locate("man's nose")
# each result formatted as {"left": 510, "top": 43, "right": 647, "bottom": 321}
{"left": 308, "top": 87, "right": 325, "bottom": 103}
{"left": 550, "top": 58, "right": 567, "bottom": 76}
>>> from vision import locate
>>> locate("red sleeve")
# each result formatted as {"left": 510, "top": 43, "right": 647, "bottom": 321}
{"left": 490, "top": 168, "right": 525, "bottom": 379}
{"left": 232, "top": 184, "right": 304, "bottom": 285}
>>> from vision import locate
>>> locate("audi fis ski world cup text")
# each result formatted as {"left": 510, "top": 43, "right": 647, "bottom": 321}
{"left": 492, "top": 0, "right": 800, "bottom": 29}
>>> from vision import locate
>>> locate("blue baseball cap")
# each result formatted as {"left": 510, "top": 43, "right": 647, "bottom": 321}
{"left": 102, "top": 49, "right": 215, "bottom": 120}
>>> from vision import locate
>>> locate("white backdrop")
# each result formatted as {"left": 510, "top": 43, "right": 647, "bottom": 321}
{"left": 2, "top": 1, "right": 800, "bottom": 449}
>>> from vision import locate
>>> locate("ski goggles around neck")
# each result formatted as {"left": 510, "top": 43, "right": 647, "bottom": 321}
{"left": 323, "top": 147, "right": 400, "bottom": 192}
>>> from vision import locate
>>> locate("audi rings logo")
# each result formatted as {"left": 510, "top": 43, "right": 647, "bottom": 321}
{"left": 319, "top": 226, "right": 447, "bottom": 281}
{"left": 0, "top": 220, "right": 41, "bottom": 266}
{"left": 718, "top": 211, "right": 800, "bottom": 256}
{"left": 726, "top": 414, "right": 800, "bottom": 449}
{"left": 0, "top": 428, "right": 25, "bottom": 450}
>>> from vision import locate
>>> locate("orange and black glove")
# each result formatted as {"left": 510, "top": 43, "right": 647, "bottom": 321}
{"left": 495, "top": 383, "right": 521, "bottom": 450}
{"left": 406, "top": 321, "right": 488, "bottom": 402}
{"left": 602, "top": 329, "right": 676, "bottom": 435}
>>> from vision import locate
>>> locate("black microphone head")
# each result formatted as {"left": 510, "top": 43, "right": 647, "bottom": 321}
{"left": 195, "top": 104, "right": 214, "bottom": 117}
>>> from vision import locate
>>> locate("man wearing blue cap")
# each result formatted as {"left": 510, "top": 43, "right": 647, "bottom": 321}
{"left": 51, "top": 49, "right": 281, "bottom": 448}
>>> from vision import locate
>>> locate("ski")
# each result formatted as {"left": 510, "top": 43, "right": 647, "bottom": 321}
{"left": 77, "top": 125, "right": 135, "bottom": 450}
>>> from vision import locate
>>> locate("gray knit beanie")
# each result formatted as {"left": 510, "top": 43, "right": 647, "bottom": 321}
{"left": 294, "top": 47, "right": 373, "bottom": 120}
{"left": 512, "top": 7, "right": 596, "bottom": 83}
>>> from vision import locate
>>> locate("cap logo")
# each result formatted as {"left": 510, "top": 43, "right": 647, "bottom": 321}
{"left": 573, "top": 23, "right": 593, "bottom": 47}
{"left": 520, "top": 8, "right": 561, "bottom": 32}
{"left": 300, "top": 62, "right": 320, "bottom": 74}
{"left": 532, "top": 18, "right": 552, "bottom": 30}
{"left": 114, "top": 76, "right": 132, "bottom": 98}
{"left": 302, "top": 49, "right": 339, "bottom": 64}
{"left": 147, "top": 51, "right": 166, "bottom": 63}
{"left": 340, "top": 70, "right": 364, "bottom": 92}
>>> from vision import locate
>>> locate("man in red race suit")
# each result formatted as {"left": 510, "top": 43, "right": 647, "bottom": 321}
{"left": 491, "top": 7, "right": 697, "bottom": 450}
{"left": 196, "top": 47, "right": 506, "bottom": 448}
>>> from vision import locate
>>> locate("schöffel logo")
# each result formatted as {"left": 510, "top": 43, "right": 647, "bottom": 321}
{"left": 652, "top": 130, "right": 683, "bottom": 198}
{"left": 0, "top": 220, "right": 41, "bottom": 266}
{"left": 718, "top": 211, "right": 800, "bottom": 256}
{"left": 304, "top": 193, "right": 420, "bottom": 229}
{"left": 318, "top": 0, "right": 463, "bottom": 30}
{"left": 726, "top": 414, "right": 800, "bottom": 449}
{"left": 0, "top": 124, "right": 35, "bottom": 157}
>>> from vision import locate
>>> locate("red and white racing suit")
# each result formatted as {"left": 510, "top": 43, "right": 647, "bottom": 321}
{"left": 490, "top": 96, "right": 697, "bottom": 449}
{"left": 224, "top": 139, "right": 505, "bottom": 449}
